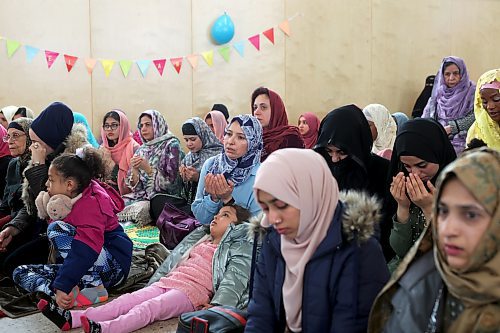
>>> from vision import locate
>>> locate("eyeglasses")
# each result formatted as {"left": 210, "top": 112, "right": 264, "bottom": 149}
{"left": 3, "top": 133, "right": 26, "bottom": 142}
{"left": 102, "top": 123, "right": 119, "bottom": 131}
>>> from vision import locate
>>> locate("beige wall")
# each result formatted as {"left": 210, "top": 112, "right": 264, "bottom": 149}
{"left": 0, "top": 0, "right": 498, "bottom": 141}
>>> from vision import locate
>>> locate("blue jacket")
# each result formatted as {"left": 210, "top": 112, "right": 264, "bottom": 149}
{"left": 191, "top": 156, "right": 261, "bottom": 225}
{"left": 245, "top": 191, "right": 390, "bottom": 333}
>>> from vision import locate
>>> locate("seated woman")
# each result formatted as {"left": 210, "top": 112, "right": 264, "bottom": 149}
{"left": 251, "top": 87, "right": 304, "bottom": 161}
{"left": 0, "top": 105, "right": 18, "bottom": 129}
{"left": 73, "top": 112, "right": 99, "bottom": 148}
{"left": 246, "top": 149, "right": 389, "bottom": 333}
{"left": 388, "top": 118, "right": 456, "bottom": 271}
{"left": 423, "top": 56, "right": 476, "bottom": 153}
{"left": 121, "top": 110, "right": 183, "bottom": 225}
{"left": 412, "top": 75, "right": 435, "bottom": 118}
{"left": 0, "top": 126, "right": 13, "bottom": 197}
{"left": 38, "top": 204, "right": 255, "bottom": 333}
{"left": 297, "top": 112, "right": 320, "bottom": 149}
{"left": 204, "top": 110, "right": 227, "bottom": 143}
{"left": 13, "top": 106, "right": 35, "bottom": 120}
{"left": 99, "top": 110, "right": 139, "bottom": 195}
{"left": 467, "top": 68, "right": 500, "bottom": 149}
{"left": 362, "top": 104, "right": 397, "bottom": 157}
{"left": 369, "top": 147, "right": 499, "bottom": 333}
{"left": 192, "top": 115, "right": 262, "bottom": 225}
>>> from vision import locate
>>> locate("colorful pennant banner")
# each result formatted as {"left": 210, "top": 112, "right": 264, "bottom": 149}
{"left": 0, "top": 14, "right": 300, "bottom": 78}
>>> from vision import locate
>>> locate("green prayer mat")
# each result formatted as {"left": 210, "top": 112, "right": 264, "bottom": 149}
{"left": 123, "top": 224, "right": 160, "bottom": 250}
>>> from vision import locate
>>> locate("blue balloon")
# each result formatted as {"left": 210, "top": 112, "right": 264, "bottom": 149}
{"left": 211, "top": 13, "right": 235, "bottom": 45}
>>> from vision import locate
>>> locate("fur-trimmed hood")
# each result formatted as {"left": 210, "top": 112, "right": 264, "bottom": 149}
{"left": 248, "top": 190, "right": 381, "bottom": 244}
{"left": 22, "top": 123, "right": 90, "bottom": 216}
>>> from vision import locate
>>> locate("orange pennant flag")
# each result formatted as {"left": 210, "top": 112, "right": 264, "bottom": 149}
{"left": 248, "top": 34, "right": 260, "bottom": 51}
{"left": 186, "top": 55, "right": 198, "bottom": 69}
{"left": 279, "top": 20, "right": 291, "bottom": 36}
{"left": 170, "top": 57, "right": 183, "bottom": 74}
{"left": 84, "top": 58, "right": 97, "bottom": 74}
{"left": 263, "top": 28, "right": 275, "bottom": 44}
{"left": 64, "top": 54, "right": 78, "bottom": 72}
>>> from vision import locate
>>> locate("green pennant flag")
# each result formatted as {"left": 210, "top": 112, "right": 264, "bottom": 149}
{"left": 218, "top": 45, "right": 231, "bottom": 63}
{"left": 119, "top": 60, "right": 133, "bottom": 77}
{"left": 6, "top": 39, "right": 21, "bottom": 58}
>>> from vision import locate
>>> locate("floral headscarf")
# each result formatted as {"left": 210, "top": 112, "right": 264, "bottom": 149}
{"left": 362, "top": 104, "right": 397, "bottom": 154}
{"left": 182, "top": 117, "right": 223, "bottom": 171}
{"left": 8, "top": 117, "right": 33, "bottom": 170}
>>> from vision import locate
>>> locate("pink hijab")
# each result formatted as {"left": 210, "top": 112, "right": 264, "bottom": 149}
{"left": 205, "top": 110, "right": 227, "bottom": 143}
{"left": 254, "top": 148, "right": 339, "bottom": 332}
{"left": 0, "top": 126, "right": 11, "bottom": 158}
{"left": 298, "top": 112, "right": 320, "bottom": 149}
{"left": 101, "top": 110, "right": 139, "bottom": 195}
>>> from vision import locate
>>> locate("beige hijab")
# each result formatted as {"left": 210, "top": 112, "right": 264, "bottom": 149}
{"left": 433, "top": 147, "right": 500, "bottom": 332}
{"left": 362, "top": 104, "right": 397, "bottom": 154}
{"left": 254, "top": 148, "right": 339, "bottom": 332}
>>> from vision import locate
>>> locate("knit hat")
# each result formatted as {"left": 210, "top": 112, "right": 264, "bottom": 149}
{"left": 211, "top": 104, "right": 229, "bottom": 120}
{"left": 31, "top": 102, "right": 74, "bottom": 150}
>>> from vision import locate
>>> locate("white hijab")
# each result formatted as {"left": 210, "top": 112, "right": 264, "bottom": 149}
{"left": 363, "top": 104, "right": 397, "bottom": 154}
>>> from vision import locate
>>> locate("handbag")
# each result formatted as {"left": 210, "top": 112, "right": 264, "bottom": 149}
{"left": 156, "top": 202, "right": 201, "bottom": 249}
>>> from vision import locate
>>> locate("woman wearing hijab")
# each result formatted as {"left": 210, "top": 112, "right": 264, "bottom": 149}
{"left": 297, "top": 112, "right": 320, "bottom": 149}
{"left": 0, "top": 126, "right": 13, "bottom": 196}
{"left": 423, "top": 56, "right": 476, "bottom": 153}
{"left": 246, "top": 149, "right": 389, "bottom": 333}
{"left": 363, "top": 104, "right": 398, "bottom": 155}
{"left": 388, "top": 118, "right": 456, "bottom": 271}
{"left": 73, "top": 112, "right": 99, "bottom": 148}
{"left": 204, "top": 110, "right": 227, "bottom": 143}
{"left": 369, "top": 147, "right": 499, "bottom": 333}
{"left": 467, "top": 68, "right": 500, "bottom": 149}
{"left": 99, "top": 110, "right": 139, "bottom": 195}
{"left": 251, "top": 87, "right": 304, "bottom": 161}
{"left": 412, "top": 75, "right": 435, "bottom": 118}
{"left": 0, "top": 105, "right": 19, "bottom": 129}
{"left": 191, "top": 115, "right": 263, "bottom": 225}
{"left": 13, "top": 106, "right": 35, "bottom": 120}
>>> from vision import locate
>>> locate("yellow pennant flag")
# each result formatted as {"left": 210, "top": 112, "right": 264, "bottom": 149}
{"left": 100, "top": 59, "right": 115, "bottom": 77}
{"left": 6, "top": 39, "right": 21, "bottom": 58}
{"left": 119, "top": 60, "right": 133, "bottom": 77}
{"left": 201, "top": 50, "right": 214, "bottom": 67}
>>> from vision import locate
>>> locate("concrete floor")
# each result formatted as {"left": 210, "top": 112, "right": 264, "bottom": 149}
{"left": 1, "top": 313, "right": 179, "bottom": 332}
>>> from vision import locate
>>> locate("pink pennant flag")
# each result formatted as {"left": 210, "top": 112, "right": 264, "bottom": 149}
{"left": 64, "top": 54, "right": 78, "bottom": 72}
{"left": 44, "top": 50, "right": 59, "bottom": 69}
{"left": 84, "top": 58, "right": 97, "bottom": 74}
{"left": 153, "top": 59, "right": 166, "bottom": 76}
{"left": 248, "top": 34, "right": 260, "bottom": 51}
{"left": 170, "top": 57, "right": 183, "bottom": 74}
{"left": 186, "top": 55, "right": 198, "bottom": 69}
{"left": 263, "top": 28, "right": 275, "bottom": 44}
{"left": 279, "top": 20, "right": 291, "bottom": 36}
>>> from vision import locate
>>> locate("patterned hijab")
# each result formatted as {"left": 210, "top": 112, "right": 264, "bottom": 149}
{"left": 466, "top": 68, "right": 500, "bottom": 149}
{"left": 136, "top": 110, "right": 177, "bottom": 161}
{"left": 205, "top": 110, "right": 227, "bottom": 143}
{"left": 254, "top": 148, "right": 339, "bottom": 332}
{"left": 432, "top": 147, "right": 500, "bottom": 332}
{"left": 298, "top": 112, "right": 320, "bottom": 149}
{"left": 208, "top": 115, "right": 262, "bottom": 186}
{"left": 362, "top": 104, "right": 397, "bottom": 154}
{"left": 8, "top": 117, "right": 33, "bottom": 170}
{"left": 182, "top": 117, "right": 223, "bottom": 171}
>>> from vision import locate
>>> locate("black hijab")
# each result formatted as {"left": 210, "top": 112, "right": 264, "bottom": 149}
{"left": 412, "top": 75, "right": 435, "bottom": 118}
{"left": 389, "top": 118, "right": 457, "bottom": 184}
{"left": 314, "top": 104, "right": 374, "bottom": 190}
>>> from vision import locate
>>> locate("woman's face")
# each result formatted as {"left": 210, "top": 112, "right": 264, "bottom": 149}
{"left": 480, "top": 87, "right": 500, "bottom": 123}
{"left": 253, "top": 94, "right": 271, "bottom": 128}
{"left": 0, "top": 112, "right": 8, "bottom": 129}
{"left": 183, "top": 135, "right": 202, "bottom": 153}
{"left": 103, "top": 116, "right": 120, "bottom": 142}
{"left": 437, "top": 178, "right": 492, "bottom": 270}
{"left": 257, "top": 189, "right": 301, "bottom": 240}
{"left": 29, "top": 128, "right": 53, "bottom": 154}
{"left": 139, "top": 115, "right": 154, "bottom": 142}
{"left": 443, "top": 63, "right": 461, "bottom": 88}
{"left": 400, "top": 155, "right": 439, "bottom": 183}
{"left": 205, "top": 116, "right": 215, "bottom": 133}
{"left": 325, "top": 144, "right": 348, "bottom": 163}
{"left": 298, "top": 116, "right": 310, "bottom": 135}
{"left": 224, "top": 121, "right": 248, "bottom": 160}
{"left": 368, "top": 121, "right": 378, "bottom": 141}
{"left": 6, "top": 128, "right": 27, "bottom": 157}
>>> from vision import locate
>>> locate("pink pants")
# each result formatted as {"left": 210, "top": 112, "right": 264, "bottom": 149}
{"left": 71, "top": 286, "right": 194, "bottom": 333}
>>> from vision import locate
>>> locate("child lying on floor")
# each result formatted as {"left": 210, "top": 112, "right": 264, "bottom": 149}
{"left": 39, "top": 204, "right": 255, "bottom": 333}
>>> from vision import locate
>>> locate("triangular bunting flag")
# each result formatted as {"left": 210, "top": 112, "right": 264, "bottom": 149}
{"left": 170, "top": 57, "right": 183, "bottom": 74}
{"left": 279, "top": 20, "right": 291, "bottom": 36}
{"left": 233, "top": 41, "right": 245, "bottom": 57}
{"left": 6, "top": 40, "right": 21, "bottom": 58}
{"left": 248, "top": 34, "right": 260, "bottom": 51}
{"left": 186, "top": 55, "right": 198, "bottom": 69}
{"left": 136, "top": 60, "right": 151, "bottom": 78}
{"left": 201, "top": 50, "right": 214, "bottom": 67}
{"left": 84, "top": 58, "right": 97, "bottom": 74}
{"left": 263, "top": 28, "right": 275, "bottom": 44}
{"left": 153, "top": 59, "right": 166, "bottom": 76}
{"left": 119, "top": 60, "right": 133, "bottom": 77}
{"left": 218, "top": 46, "right": 231, "bottom": 63}
{"left": 45, "top": 50, "right": 59, "bottom": 69}
{"left": 24, "top": 45, "right": 39, "bottom": 63}
{"left": 100, "top": 59, "right": 115, "bottom": 77}
{"left": 64, "top": 55, "right": 78, "bottom": 72}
